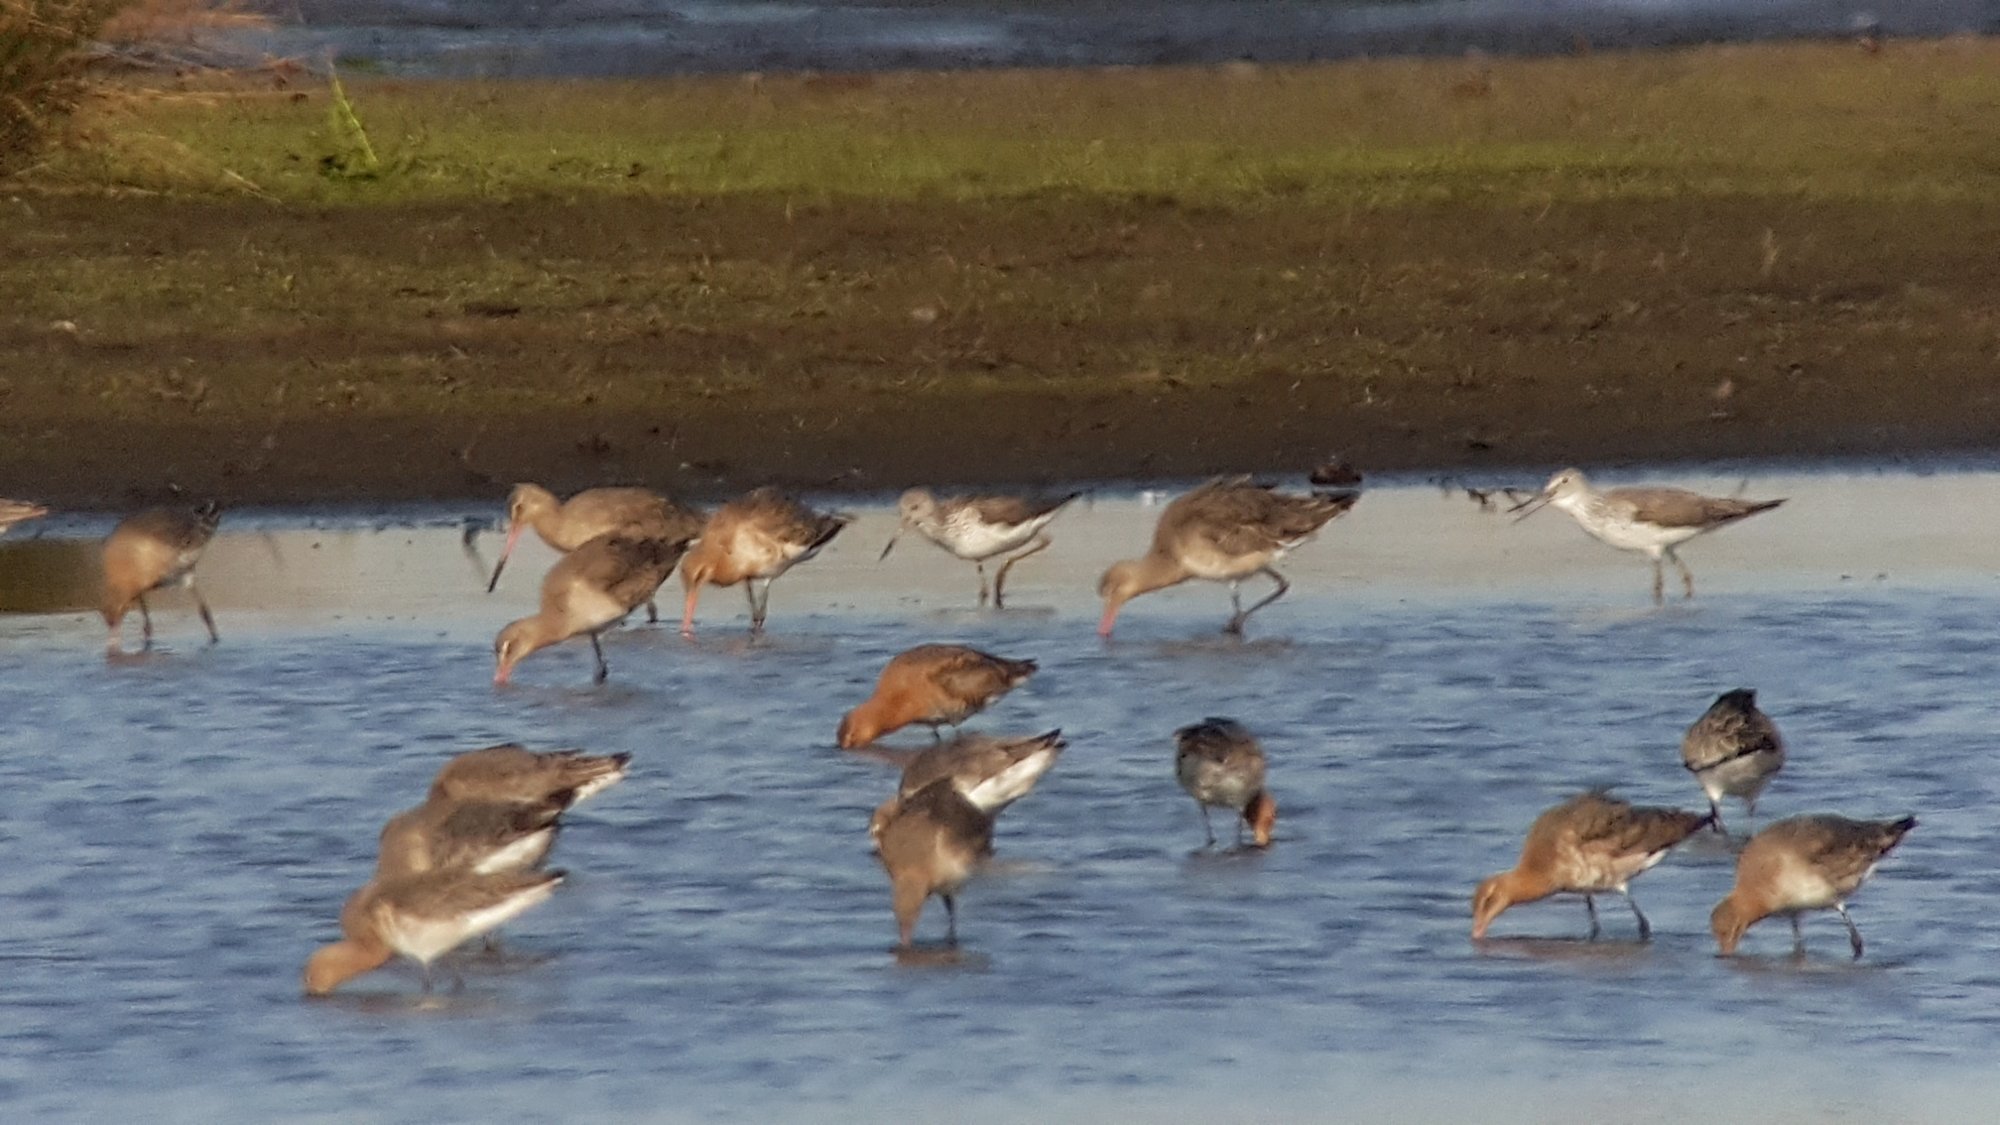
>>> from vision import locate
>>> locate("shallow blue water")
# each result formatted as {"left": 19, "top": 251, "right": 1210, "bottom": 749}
{"left": 235, "top": 0, "right": 1998, "bottom": 78}
{"left": 2, "top": 474, "right": 1997, "bottom": 1121}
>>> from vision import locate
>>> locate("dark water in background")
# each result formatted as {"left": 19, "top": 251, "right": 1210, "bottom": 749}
{"left": 231, "top": 0, "right": 2000, "bottom": 77}
{"left": 4, "top": 470, "right": 2000, "bottom": 1120}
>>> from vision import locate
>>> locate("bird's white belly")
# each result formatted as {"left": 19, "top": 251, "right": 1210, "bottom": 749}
{"left": 1698, "top": 752, "right": 1780, "bottom": 801}
{"left": 1573, "top": 514, "right": 1701, "bottom": 554}
{"left": 1771, "top": 863, "right": 1839, "bottom": 911}
{"left": 938, "top": 519, "right": 1042, "bottom": 561}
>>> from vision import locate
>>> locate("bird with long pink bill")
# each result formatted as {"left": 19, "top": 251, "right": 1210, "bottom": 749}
{"left": 1097, "top": 476, "right": 1357, "bottom": 637}
{"left": 494, "top": 532, "right": 692, "bottom": 685}
{"left": 0, "top": 498, "right": 48, "bottom": 537}
{"left": 486, "top": 484, "right": 704, "bottom": 623}
{"left": 679, "top": 487, "right": 848, "bottom": 636}
{"left": 101, "top": 501, "right": 223, "bottom": 654}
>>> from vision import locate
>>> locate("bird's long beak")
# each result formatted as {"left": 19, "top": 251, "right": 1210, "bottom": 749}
{"left": 877, "top": 529, "right": 902, "bottom": 562}
{"left": 1096, "top": 604, "right": 1119, "bottom": 637}
{"left": 486, "top": 524, "right": 524, "bottom": 592}
{"left": 1509, "top": 491, "right": 1553, "bottom": 523}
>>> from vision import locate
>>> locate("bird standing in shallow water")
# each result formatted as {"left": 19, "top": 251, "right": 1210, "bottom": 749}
{"left": 873, "top": 779, "right": 996, "bottom": 949}
{"left": 1173, "top": 718, "right": 1276, "bottom": 848}
{"left": 494, "top": 533, "right": 692, "bottom": 685}
{"left": 303, "top": 869, "right": 566, "bottom": 996}
{"left": 679, "top": 488, "right": 848, "bottom": 636}
{"left": 1710, "top": 813, "right": 1916, "bottom": 960}
{"left": 101, "top": 502, "right": 222, "bottom": 653}
{"left": 837, "top": 644, "right": 1037, "bottom": 748}
{"left": 485, "top": 484, "right": 704, "bottom": 623}
{"left": 1511, "top": 467, "right": 1784, "bottom": 604}
{"left": 1472, "top": 791, "right": 1710, "bottom": 941}
{"left": 1097, "top": 476, "right": 1357, "bottom": 637}
{"left": 1681, "top": 688, "right": 1785, "bottom": 835}
{"left": 879, "top": 489, "right": 1079, "bottom": 608}
{"left": 0, "top": 498, "right": 48, "bottom": 537}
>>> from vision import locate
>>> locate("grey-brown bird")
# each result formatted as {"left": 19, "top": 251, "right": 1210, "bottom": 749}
{"left": 879, "top": 489, "right": 1079, "bottom": 607}
{"left": 1681, "top": 688, "right": 1785, "bottom": 834}
{"left": 1511, "top": 468, "right": 1784, "bottom": 604}
{"left": 1710, "top": 814, "right": 1916, "bottom": 959}
{"left": 427, "top": 744, "right": 632, "bottom": 807}
{"left": 872, "top": 778, "right": 995, "bottom": 948}
{"left": 485, "top": 483, "right": 705, "bottom": 623}
{"left": 494, "top": 532, "right": 693, "bottom": 684}
{"left": 679, "top": 487, "right": 848, "bottom": 636}
{"left": 837, "top": 644, "right": 1038, "bottom": 748}
{"left": 1174, "top": 717, "right": 1276, "bottom": 849}
{"left": 892, "top": 729, "right": 1066, "bottom": 817}
{"left": 101, "top": 501, "right": 222, "bottom": 653}
{"left": 375, "top": 794, "right": 568, "bottom": 881}
{"left": 302, "top": 869, "right": 566, "bottom": 996}
{"left": 1098, "top": 476, "right": 1358, "bottom": 637}
{"left": 1472, "top": 791, "right": 1711, "bottom": 941}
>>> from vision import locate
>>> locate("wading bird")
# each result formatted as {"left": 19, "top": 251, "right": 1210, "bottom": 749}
{"left": 1472, "top": 791, "right": 1710, "bottom": 941}
{"left": 1710, "top": 814, "right": 1916, "bottom": 959}
{"left": 879, "top": 489, "right": 1079, "bottom": 607}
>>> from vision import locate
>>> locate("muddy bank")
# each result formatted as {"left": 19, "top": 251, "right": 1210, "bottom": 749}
{"left": 7, "top": 191, "right": 2000, "bottom": 506}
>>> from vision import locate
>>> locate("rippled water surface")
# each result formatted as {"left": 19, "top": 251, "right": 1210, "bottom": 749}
{"left": 5, "top": 469, "right": 2000, "bottom": 1121}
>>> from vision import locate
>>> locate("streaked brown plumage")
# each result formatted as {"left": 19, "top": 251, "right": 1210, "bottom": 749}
{"left": 101, "top": 501, "right": 222, "bottom": 653}
{"left": 428, "top": 744, "right": 632, "bottom": 807}
{"left": 880, "top": 489, "right": 1080, "bottom": 606}
{"left": 1472, "top": 792, "right": 1711, "bottom": 941}
{"left": 837, "top": 644, "right": 1037, "bottom": 748}
{"left": 303, "top": 869, "right": 566, "bottom": 996}
{"left": 873, "top": 778, "right": 995, "bottom": 948}
{"left": 891, "top": 729, "right": 1065, "bottom": 818}
{"left": 376, "top": 794, "right": 567, "bottom": 881}
{"left": 494, "top": 532, "right": 692, "bottom": 684}
{"left": 485, "top": 484, "right": 704, "bottom": 623}
{"left": 679, "top": 487, "right": 848, "bottom": 636}
{"left": 1174, "top": 717, "right": 1276, "bottom": 848}
{"left": 1681, "top": 688, "right": 1785, "bottom": 834}
{"left": 1097, "top": 476, "right": 1358, "bottom": 637}
{"left": 1711, "top": 814, "right": 1916, "bottom": 959}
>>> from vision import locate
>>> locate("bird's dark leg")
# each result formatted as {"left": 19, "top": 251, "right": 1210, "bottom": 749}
{"left": 943, "top": 894, "right": 959, "bottom": 945}
{"left": 1709, "top": 799, "right": 1728, "bottom": 835}
{"left": 993, "top": 534, "right": 1051, "bottom": 609}
{"left": 646, "top": 598, "right": 659, "bottom": 624}
{"left": 1228, "top": 567, "right": 1292, "bottom": 634}
{"left": 190, "top": 581, "right": 219, "bottom": 644}
{"left": 1585, "top": 895, "right": 1602, "bottom": 940}
{"left": 1625, "top": 893, "right": 1652, "bottom": 942}
{"left": 749, "top": 581, "right": 771, "bottom": 634}
{"left": 138, "top": 594, "right": 155, "bottom": 650}
{"left": 976, "top": 561, "right": 989, "bottom": 606}
{"left": 1835, "top": 903, "right": 1864, "bottom": 960}
{"left": 1670, "top": 550, "right": 1695, "bottom": 599}
{"left": 1790, "top": 914, "right": 1806, "bottom": 953}
{"left": 590, "top": 634, "right": 609, "bottom": 684}
{"left": 1198, "top": 804, "right": 1217, "bottom": 847}
{"left": 1650, "top": 558, "right": 1665, "bottom": 605}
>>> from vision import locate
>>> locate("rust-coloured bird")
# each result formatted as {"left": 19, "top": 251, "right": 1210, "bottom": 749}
{"left": 1472, "top": 791, "right": 1711, "bottom": 941}
{"left": 836, "top": 644, "right": 1037, "bottom": 748}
